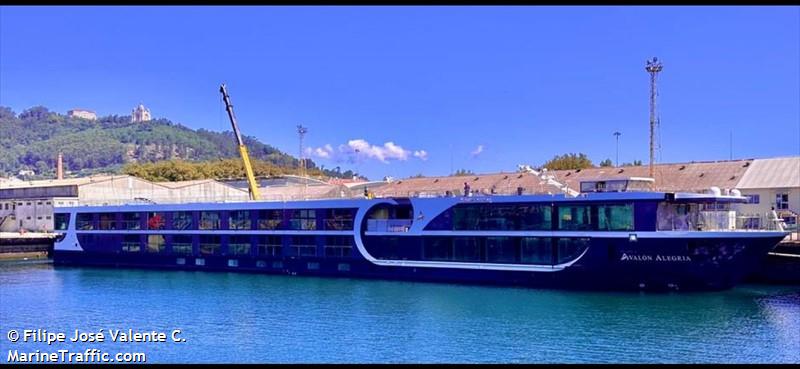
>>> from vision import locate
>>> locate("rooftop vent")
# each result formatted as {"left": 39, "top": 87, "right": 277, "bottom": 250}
{"left": 433, "top": 179, "right": 439, "bottom": 183}
{"left": 517, "top": 174, "right": 523, "bottom": 179}
{"left": 565, "top": 172, "right": 572, "bottom": 176}
{"left": 618, "top": 169, "right": 624, "bottom": 174}
{"left": 679, "top": 165, "right": 686, "bottom": 170}
{"left": 575, "top": 169, "right": 582, "bottom": 173}
{"left": 503, "top": 175, "right": 509, "bottom": 180}
{"left": 473, "top": 177, "right": 479, "bottom": 181}
{"left": 743, "top": 162, "right": 751, "bottom": 167}
{"left": 699, "top": 173, "right": 705, "bottom": 178}
{"left": 729, "top": 175, "right": 736, "bottom": 180}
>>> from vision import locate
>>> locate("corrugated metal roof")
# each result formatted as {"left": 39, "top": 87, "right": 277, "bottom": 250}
{"left": 0, "top": 175, "right": 132, "bottom": 189}
{"left": 736, "top": 157, "right": 800, "bottom": 189}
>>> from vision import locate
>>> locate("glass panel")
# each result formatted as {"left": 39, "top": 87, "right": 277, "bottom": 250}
{"left": 557, "top": 206, "right": 593, "bottom": 230}
{"left": 520, "top": 237, "right": 552, "bottom": 265}
{"left": 257, "top": 209, "right": 283, "bottom": 230}
{"left": 257, "top": 235, "right": 282, "bottom": 257}
{"left": 423, "top": 237, "right": 452, "bottom": 261}
{"left": 99, "top": 213, "right": 116, "bottom": 230}
{"left": 325, "top": 208, "right": 355, "bottom": 230}
{"left": 486, "top": 237, "right": 517, "bottom": 263}
{"left": 121, "top": 212, "right": 141, "bottom": 230}
{"left": 324, "top": 236, "right": 353, "bottom": 257}
{"left": 54, "top": 213, "right": 70, "bottom": 231}
{"left": 147, "top": 212, "right": 166, "bottom": 230}
{"left": 172, "top": 211, "right": 194, "bottom": 230}
{"left": 228, "top": 235, "right": 251, "bottom": 255}
{"left": 519, "top": 205, "right": 552, "bottom": 230}
{"left": 453, "top": 237, "right": 481, "bottom": 262}
{"left": 147, "top": 235, "right": 166, "bottom": 253}
{"left": 556, "top": 238, "right": 589, "bottom": 264}
{"left": 171, "top": 235, "right": 193, "bottom": 255}
{"left": 76, "top": 213, "right": 93, "bottom": 230}
{"left": 229, "top": 210, "right": 251, "bottom": 230}
{"left": 290, "top": 236, "right": 316, "bottom": 256}
{"left": 200, "top": 212, "right": 221, "bottom": 230}
{"left": 122, "top": 234, "right": 140, "bottom": 252}
{"left": 199, "top": 235, "right": 221, "bottom": 255}
{"left": 597, "top": 204, "right": 634, "bottom": 231}
{"left": 289, "top": 209, "right": 316, "bottom": 230}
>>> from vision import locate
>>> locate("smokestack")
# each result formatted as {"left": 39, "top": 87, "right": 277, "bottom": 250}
{"left": 57, "top": 152, "right": 63, "bottom": 180}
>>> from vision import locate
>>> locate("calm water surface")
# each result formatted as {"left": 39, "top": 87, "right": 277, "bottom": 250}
{"left": 1, "top": 260, "right": 798, "bottom": 363}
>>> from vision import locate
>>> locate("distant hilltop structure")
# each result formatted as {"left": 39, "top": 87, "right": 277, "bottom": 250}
{"left": 66, "top": 108, "right": 97, "bottom": 121}
{"left": 131, "top": 104, "right": 152, "bottom": 122}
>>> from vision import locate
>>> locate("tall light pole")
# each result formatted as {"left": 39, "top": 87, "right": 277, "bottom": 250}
{"left": 297, "top": 124, "right": 308, "bottom": 199}
{"left": 613, "top": 131, "right": 622, "bottom": 167}
{"left": 645, "top": 57, "right": 663, "bottom": 183}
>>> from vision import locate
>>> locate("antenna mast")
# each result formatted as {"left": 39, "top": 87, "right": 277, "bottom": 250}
{"left": 645, "top": 57, "right": 663, "bottom": 185}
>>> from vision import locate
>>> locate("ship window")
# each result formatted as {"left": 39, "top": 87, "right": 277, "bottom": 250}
{"left": 338, "top": 263, "right": 350, "bottom": 272}
{"left": 229, "top": 210, "right": 251, "bottom": 230}
{"left": 97, "top": 213, "right": 115, "bottom": 230}
{"left": 324, "top": 236, "right": 353, "bottom": 258}
{"left": 228, "top": 235, "right": 252, "bottom": 255}
{"left": 557, "top": 205, "right": 593, "bottom": 231}
{"left": 289, "top": 209, "right": 316, "bottom": 230}
{"left": 776, "top": 193, "right": 789, "bottom": 210}
{"left": 290, "top": 235, "right": 317, "bottom": 256}
{"left": 171, "top": 235, "right": 193, "bottom": 255}
{"left": 307, "top": 262, "right": 320, "bottom": 270}
{"left": 446, "top": 203, "right": 552, "bottom": 231}
{"left": 172, "top": 211, "right": 194, "bottom": 230}
{"left": 423, "top": 237, "right": 452, "bottom": 261}
{"left": 147, "top": 212, "right": 166, "bottom": 230}
{"left": 324, "top": 208, "right": 356, "bottom": 230}
{"left": 257, "top": 235, "right": 282, "bottom": 257}
{"left": 76, "top": 213, "right": 94, "bottom": 230}
{"left": 453, "top": 237, "right": 481, "bottom": 262}
{"left": 147, "top": 235, "right": 166, "bottom": 253}
{"left": 597, "top": 204, "right": 634, "bottom": 231}
{"left": 556, "top": 238, "right": 589, "bottom": 264}
{"left": 257, "top": 209, "right": 283, "bottom": 230}
{"left": 520, "top": 237, "right": 552, "bottom": 265}
{"left": 121, "top": 212, "right": 141, "bottom": 230}
{"left": 54, "top": 213, "right": 69, "bottom": 230}
{"left": 122, "top": 235, "right": 141, "bottom": 252}
{"left": 199, "top": 235, "right": 221, "bottom": 255}
{"left": 200, "top": 211, "right": 221, "bottom": 230}
{"left": 486, "top": 236, "right": 517, "bottom": 263}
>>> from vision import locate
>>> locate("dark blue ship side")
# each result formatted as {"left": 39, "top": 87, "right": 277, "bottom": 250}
{"left": 52, "top": 179, "right": 787, "bottom": 291}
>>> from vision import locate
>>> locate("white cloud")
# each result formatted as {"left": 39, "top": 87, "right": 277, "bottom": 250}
{"left": 306, "top": 139, "right": 427, "bottom": 164}
{"left": 471, "top": 145, "right": 485, "bottom": 158}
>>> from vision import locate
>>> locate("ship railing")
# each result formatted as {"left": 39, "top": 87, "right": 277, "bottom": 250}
{"left": 658, "top": 211, "right": 793, "bottom": 233}
{"left": 366, "top": 219, "right": 413, "bottom": 232}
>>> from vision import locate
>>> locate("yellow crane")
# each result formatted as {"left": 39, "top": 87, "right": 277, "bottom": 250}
{"left": 219, "top": 83, "right": 261, "bottom": 201}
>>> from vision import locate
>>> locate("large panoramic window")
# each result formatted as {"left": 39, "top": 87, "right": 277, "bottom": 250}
{"left": 257, "top": 209, "right": 283, "bottom": 230}
{"left": 121, "top": 212, "right": 141, "bottom": 230}
{"left": 597, "top": 204, "right": 634, "bottom": 231}
{"left": 199, "top": 235, "right": 221, "bottom": 255}
{"left": 423, "top": 237, "right": 452, "bottom": 261}
{"left": 289, "top": 209, "right": 316, "bottom": 230}
{"left": 520, "top": 237, "right": 552, "bottom": 265}
{"left": 453, "top": 237, "right": 481, "bottom": 262}
{"left": 147, "top": 235, "right": 166, "bottom": 253}
{"left": 147, "top": 212, "right": 166, "bottom": 230}
{"left": 122, "top": 234, "right": 141, "bottom": 252}
{"left": 556, "top": 238, "right": 589, "bottom": 264}
{"left": 324, "top": 208, "right": 355, "bottom": 230}
{"left": 200, "top": 211, "right": 221, "bottom": 230}
{"left": 324, "top": 236, "right": 353, "bottom": 258}
{"left": 557, "top": 206, "right": 592, "bottom": 231}
{"left": 257, "top": 235, "right": 282, "bottom": 257}
{"left": 228, "top": 235, "right": 251, "bottom": 255}
{"left": 76, "top": 213, "right": 94, "bottom": 230}
{"left": 289, "top": 235, "right": 317, "bottom": 256}
{"left": 98, "top": 213, "right": 116, "bottom": 230}
{"left": 229, "top": 210, "right": 251, "bottom": 230}
{"left": 442, "top": 203, "right": 552, "bottom": 231}
{"left": 171, "top": 235, "right": 193, "bottom": 255}
{"left": 486, "top": 237, "right": 517, "bottom": 263}
{"left": 172, "top": 211, "right": 194, "bottom": 230}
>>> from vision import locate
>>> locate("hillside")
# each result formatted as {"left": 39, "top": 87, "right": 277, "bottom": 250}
{"left": 0, "top": 106, "right": 354, "bottom": 180}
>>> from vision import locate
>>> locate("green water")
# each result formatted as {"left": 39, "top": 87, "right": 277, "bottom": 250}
{"left": 0, "top": 260, "right": 798, "bottom": 363}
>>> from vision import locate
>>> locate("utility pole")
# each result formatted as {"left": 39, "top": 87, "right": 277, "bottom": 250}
{"left": 613, "top": 131, "right": 622, "bottom": 167}
{"left": 297, "top": 125, "right": 308, "bottom": 200}
{"left": 645, "top": 57, "right": 663, "bottom": 183}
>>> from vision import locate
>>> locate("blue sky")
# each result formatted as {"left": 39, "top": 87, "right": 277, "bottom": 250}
{"left": 1, "top": 6, "right": 798, "bottom": 180}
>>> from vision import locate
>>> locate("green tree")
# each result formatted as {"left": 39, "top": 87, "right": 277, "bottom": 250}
{"left": 453, "top": 169, "right": 475, "bottom": 176}
{"left": 599, "top": 159, "right": 613, "bottom": 167}
{"left": 542, "top": 153, "right": 593, "bottom": 170}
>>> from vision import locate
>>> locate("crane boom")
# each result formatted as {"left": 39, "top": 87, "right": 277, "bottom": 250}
{"left": 219, "top": 83, "right": 261, "bottom": 201}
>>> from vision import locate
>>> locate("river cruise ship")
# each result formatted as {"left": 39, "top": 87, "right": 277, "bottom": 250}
{"left": 52, "top": 178, "right": 787, "bottom": 291}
